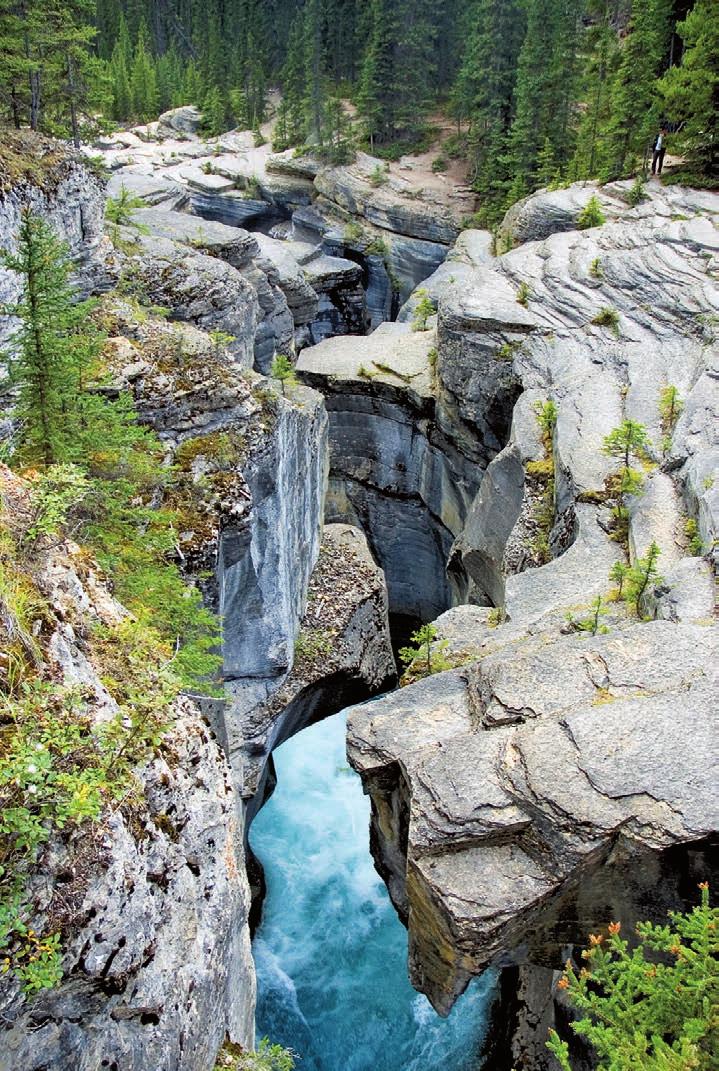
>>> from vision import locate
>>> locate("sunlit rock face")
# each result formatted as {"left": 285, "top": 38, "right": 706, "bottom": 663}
{"left": 343, "top": 180, "right": 718, "bottom": 1065}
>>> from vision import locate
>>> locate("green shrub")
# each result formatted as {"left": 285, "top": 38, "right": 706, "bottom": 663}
{"left": 625, "top": 541, "right": 663, "bottom": 617}
{"left": 431, "top": 156, "right": 447, "bottom": 173}
{"left": 591, "top": 306, "right": 620, "bottom": 335}
{"left": 547, "top": 884, "right": 718, "bottom": 1071}
{"left": 627, "top": 176, "right": 647, "bottom": 207}
{"left": 368, "top": 164, "right": 388, "bottom": 187}
{"left": 215, "top": 1038, "right": 295, "bottom": 1071}
{"left": 516, "top": 280, "right": 531, "bottom": 306}
{"left": 270, "top": 354, "right": 297, "bottom": 395}
{"left": 577, "top": 195, "right": 606, "bottom": 229}
{"left": 589, "top": 257, "right": 604, "bottom": 279}
{"left": 399, "top": 623, "right": 450, "bottom": 681}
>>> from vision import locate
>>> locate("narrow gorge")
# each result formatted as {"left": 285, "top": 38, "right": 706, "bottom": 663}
{"left": 0, "top": 99, "right": 716, "bottom": 1071}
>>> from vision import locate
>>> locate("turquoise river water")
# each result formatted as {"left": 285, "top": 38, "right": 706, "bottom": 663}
{"left": 250, "top": 709, "right": 496, "bottom": 1071}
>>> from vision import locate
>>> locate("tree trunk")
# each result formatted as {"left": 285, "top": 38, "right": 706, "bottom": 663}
{"left": 66, "top": 52, "right": 80, "bottom": 148}
{"left": 29, "top": 69, "right": 41, "bottom": 130}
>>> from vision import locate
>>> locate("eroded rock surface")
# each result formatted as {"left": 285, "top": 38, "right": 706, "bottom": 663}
{"left": 343, "top": 180, "right": 719, "bottom": 1066}
{"left": 0, "top": 470, "right": 254, "bottom": 1071}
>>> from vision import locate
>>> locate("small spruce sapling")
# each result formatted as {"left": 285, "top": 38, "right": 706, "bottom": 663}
{"left": 603, "top": 419, "right": 650, "bottom": 471}
{"left": 270, "top": 354, "right": 298, "bottom": 395}
{"left": 399, "top": 623, "right": 450, "bottom": 680}
{"left": 658, "top": 384, "right": 683, "bottom": 454}
{"left": 625, "top": 541, "right": 662, "bottom": 617}
{"left": 411, "top": 289, "right": 436, "bottom": 332}
{"left": 602, "top": 419, "right": 650, "bottom": 543}
{"left": 577, "top": 195, "right": 606, "bottom": 229}
{"left": 516, "top": 280, "right": 531, "bottom": 306}
{"left": 627, "top": 176, "right": 646, "bottom": 207}
{"left": 608, "top": 561, "right": 630, "bottom": 597}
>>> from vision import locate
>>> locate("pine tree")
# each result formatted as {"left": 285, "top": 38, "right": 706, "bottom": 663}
{"left": 570, "top": 0, "right": 623, "bottom": 179}
{"left": 201, "top": 84, "right": 226, "bottom": 136}
{"left": 0, "top": 212, "right": 101, "bottom": 469}
{"left": 452, "top": 0, "right": 525, "bottom": 216}
{"left": 356, "top": 0, "right": 396, "bottom": 147}
{"left": 280, "top": 11, "right": 307, "bottom": 146}
{"left": 303, "top": 0, "right": 328, "bottom": 149}
{"left": 130, "top": 19, "right": 158, "bottom": 121}
{"left": 659, "top": 0, "right": 719, "bottom": 178}
{"left": 504, "top": 0, "right": 584, "bottom": 197}
{"left": 601, "top": 0, "right": 673, "bottom": 179}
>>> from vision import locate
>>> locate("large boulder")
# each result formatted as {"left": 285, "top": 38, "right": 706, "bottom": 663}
{"left": 157, "top": 105, "right": 202, "bottom": 139}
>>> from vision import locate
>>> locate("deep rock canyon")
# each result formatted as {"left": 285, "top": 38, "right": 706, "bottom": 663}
{"left": 0, "top": 113, "right": 717, "bottom": 1070}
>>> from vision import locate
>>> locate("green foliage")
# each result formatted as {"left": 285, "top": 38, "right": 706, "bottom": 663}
{"left": 625, "top": 540, "right": 663, "bottom": 617}
{"left": 591, "top": 306, "right": 620, "bottom": 335}
{"left": 603, "top": 420, "right": 650, "bottom": 470}
{"left": 577, "top": 195, "right": 606, "bottom": 230}
{"left": 399, "top": 623, "right": 450, "bottom": 681}
{"left": 270, "top": 354, "right": 298, "bottom": 395}
{"left": 431, "top": 156, "right": 448, "bottom": 173}
{"left": 516, "top": 280, "right": 531, "bottom": 306}
{"left": 547, "top": 884, "right": 718, "bottom": 1070}
{"left": 411, "top": 289, "right": 436, "bottom": 332}
{"left": 215, "top": 1038, "right": 296, "bottom": 1071}
{"left": 659, "top": 385, "right": 683, "bottom": 453}
{"left": 105, "top": 186, "right": 150, "bottom": 246}
{"left": 1, "top": 212, "right": 104, "bottom": 469}
{"left": 21, "top": 464, "right": 91, "bottom": 546}
{"left": 534, "top": 399, "right": 557, "bottom": 450}
{"left": 608, "top": 560, "right": 630, "bottom": 597}
{"left": 627, "top": 176, "right": 647, "bottom": 207}
{"left": 294, "top": 627, "right": 333, "bottom": 666}
{"left": 659, "top": 0, "right": 718, "bottom": 179}
{"left": 343, "top": 221, "right": 364, "bottom": 244}
{"left": 565, "top": 595, "right": 610, "bottom": 636}
{"left": 589, "top": 257, "right": 604, "bottom": 280}
{"left": 0, "top": 217, "right": 223, "bottom": 992}
{"left": 368, "top": 164, "right": 388, "bottom": 187}
{"left": 684, "top": 518, "right": 704, "bottom": 557}
{"left": 0, "top": 667, "right": 177, "bottom": 990}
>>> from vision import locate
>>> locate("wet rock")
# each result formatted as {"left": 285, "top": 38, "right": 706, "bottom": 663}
{"left": 230, "top": 522, "right": 396, "bottom": 803}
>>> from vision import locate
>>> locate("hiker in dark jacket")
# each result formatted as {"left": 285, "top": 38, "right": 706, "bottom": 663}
{"left": 652, "top": 130, "right": 667, "bottom": 175}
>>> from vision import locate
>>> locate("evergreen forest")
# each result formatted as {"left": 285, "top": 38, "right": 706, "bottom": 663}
{"left": 1, "top": 0, "right": 717, "bottom": 219}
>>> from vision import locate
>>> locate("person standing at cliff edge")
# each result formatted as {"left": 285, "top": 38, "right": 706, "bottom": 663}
{"left": 651, "top": 129, "right": 667, "bottom": 175}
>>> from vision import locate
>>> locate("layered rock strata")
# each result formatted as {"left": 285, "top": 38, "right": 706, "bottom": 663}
{"left": 342, "top": 181, "right": 718, "bottom": 1065}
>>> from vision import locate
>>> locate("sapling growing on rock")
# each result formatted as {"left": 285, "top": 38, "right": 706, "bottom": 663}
{"left": 658, "top": 384, "right": 683, "bottom": 454}
{"left": 516, "top": 280, "right": 531, "bottom": 306}
{"left": 577, "top": 195, "right": 606, "bottom": 229}
{"left": 411, "top": 289, "right": 436, "bottom": 331}
{"left": 603, "top": 419, "right": 650, "bottom": 471}
{"left": 591, "top": 306, "right": 620, "bottom": 335}
{"left": 565, "top": 596, "right": 609, "bottom": 636}
{"left": 399, "top": 623, "right": 450, "bottom": 681}
{"left": 608, "top": 561, "right": 630, "bottom": 597}
{"left": 602, "top": 419, "right": 650, "bottom": 545}
{"left": 270, "top": 354, "right": 297, "bottom": 395}
{"left": 625, "top": 541, "right": 662, "bottom": 617}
